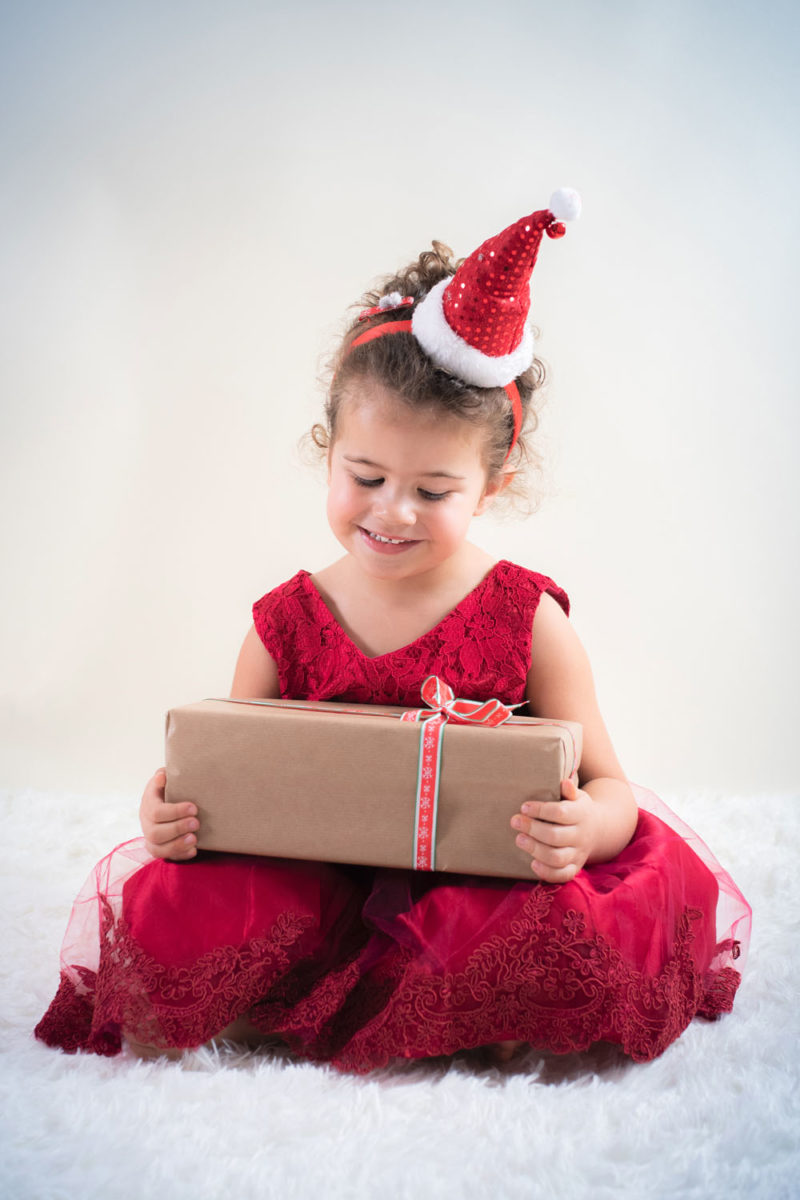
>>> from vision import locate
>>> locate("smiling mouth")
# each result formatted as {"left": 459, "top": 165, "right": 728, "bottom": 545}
{"left": 359, "top": 527, "right": 420, "bottom": 547}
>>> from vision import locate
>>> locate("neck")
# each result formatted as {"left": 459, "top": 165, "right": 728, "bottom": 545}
{"left": 338, "top": 542, "right": 494, "bottom": 605}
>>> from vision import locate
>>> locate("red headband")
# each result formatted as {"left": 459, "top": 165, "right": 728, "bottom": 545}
{"left": 347, "top": 319, "right": 522, "bottom": 463}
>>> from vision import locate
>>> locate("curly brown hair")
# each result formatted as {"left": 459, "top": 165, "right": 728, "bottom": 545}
{"left": 308, "top": 241, "right": 548, "bottom": 515}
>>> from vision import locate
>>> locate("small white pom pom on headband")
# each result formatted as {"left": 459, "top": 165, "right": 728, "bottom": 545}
{"left": 348, "top": 188, "right": 581, "bottom": 461}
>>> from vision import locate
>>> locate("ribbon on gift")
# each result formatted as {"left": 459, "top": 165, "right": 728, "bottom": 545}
{"left": 400, "top": 676, "right": 522, "bottom": 871}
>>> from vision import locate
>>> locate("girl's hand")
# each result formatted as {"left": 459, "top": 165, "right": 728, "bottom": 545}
{"left": 510, "top": 778, "right": 598, "bottom": 883}
{"left": 139, "top": 768, "right": 199, "bottom": 861}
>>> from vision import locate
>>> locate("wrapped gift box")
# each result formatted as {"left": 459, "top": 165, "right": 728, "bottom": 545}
{"left": 164, "top": 695, "right": 582, "bottom": 880}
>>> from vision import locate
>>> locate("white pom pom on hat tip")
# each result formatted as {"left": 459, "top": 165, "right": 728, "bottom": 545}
{"left": 549, "top": 188, "right": 581, "bottom": 222}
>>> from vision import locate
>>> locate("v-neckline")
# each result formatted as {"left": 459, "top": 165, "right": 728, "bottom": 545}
{"left": 301, "top": 561, "right": 505, "bottom": 662}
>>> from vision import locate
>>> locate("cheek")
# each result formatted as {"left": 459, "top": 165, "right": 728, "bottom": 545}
{"left": 434, "top": 499, "right": 472, "bottom": 538}
{"left": 327, "top": 476, "right": 360, "bottom": 522}
{"left": 449, "top": 485, "right": 484, "bottom": 519}
{"left": 325, "top": 480, "right": 345, "bottom": 526}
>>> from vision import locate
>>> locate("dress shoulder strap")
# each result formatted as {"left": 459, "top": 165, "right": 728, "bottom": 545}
{"left": 439, "top": 561, "right": 570, "bottom": 704}
{"left": 486, "top": 560, "right": 569, "bottom": 619}
{"left": 251, "top": 571, "right": 319, "bottom": 697}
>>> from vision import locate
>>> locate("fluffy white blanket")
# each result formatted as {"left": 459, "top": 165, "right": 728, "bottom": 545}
{"left": 1, "top": 787, "right": 797, "bottom": 1200}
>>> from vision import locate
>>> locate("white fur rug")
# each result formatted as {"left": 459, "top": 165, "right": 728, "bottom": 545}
{"left": 1, "top": 786, "right": 797, "bottom": 1200}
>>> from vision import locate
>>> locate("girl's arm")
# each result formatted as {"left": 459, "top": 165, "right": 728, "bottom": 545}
{"left": 139, "top": 625, "right": 281, "bottom": 860}
{"left": 229, "top": 624, "right": 282, "bottom": 699}
{"left": 510, "top": 593, "right": 639, "bottom": 883}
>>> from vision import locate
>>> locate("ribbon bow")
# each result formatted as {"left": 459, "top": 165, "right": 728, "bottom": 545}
{"left": 401, "top": 676, "right": 520, "bottom": 870}
{"left": 402, "top": 675, "right": 520, "bottom": 728}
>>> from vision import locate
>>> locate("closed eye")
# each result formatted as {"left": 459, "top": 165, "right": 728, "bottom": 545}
{"left": 352, "top": 475, "right": 449, "bottom": 501}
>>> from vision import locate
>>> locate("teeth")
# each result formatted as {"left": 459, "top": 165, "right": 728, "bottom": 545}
{"left": 368, "top": 531, "right": 408, "bottom": 544}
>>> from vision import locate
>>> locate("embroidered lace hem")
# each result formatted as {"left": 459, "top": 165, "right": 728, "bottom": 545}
{"left": 35, "top": 891, "right": 743, "bottom": 1073}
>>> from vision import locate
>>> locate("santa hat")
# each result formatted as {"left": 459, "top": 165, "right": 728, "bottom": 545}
{"left": 411, "top": 188, "right": 581, "bottom": 388}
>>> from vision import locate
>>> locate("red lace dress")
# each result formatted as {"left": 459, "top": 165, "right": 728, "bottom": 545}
{"left": 35, "top": 561, "right": 751, "bottom": 1070}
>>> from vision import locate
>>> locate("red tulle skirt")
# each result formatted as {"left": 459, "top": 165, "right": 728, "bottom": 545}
{"left": 35, "top": 786, "right": 751, "bottom": 1072}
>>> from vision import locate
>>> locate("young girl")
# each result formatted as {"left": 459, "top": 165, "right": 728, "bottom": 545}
{"left": 35, "top": 191, "right": 750, "bottom": 1071}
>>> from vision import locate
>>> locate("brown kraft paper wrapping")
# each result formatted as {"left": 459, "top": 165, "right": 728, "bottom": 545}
{"left": 164, "top": 698, "right": 583, "bottom": 881}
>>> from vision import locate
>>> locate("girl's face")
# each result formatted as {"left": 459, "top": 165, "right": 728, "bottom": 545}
{"left": 327, "top": 380, "right": 502, "bottom": 583}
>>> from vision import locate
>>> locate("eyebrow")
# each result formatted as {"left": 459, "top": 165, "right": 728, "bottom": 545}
{"left": 343, "top": 455, "right": 466, "bottom": 480}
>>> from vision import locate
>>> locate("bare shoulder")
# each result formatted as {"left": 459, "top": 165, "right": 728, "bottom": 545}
{"left": 532, "top": 588, "right": 572, "bottom": 633}
{"left": 529, "top": 591, "right": 586, "bottom": 685}
{"left": 527, "top": 592, "right": 626, "bottom": 783}
{"left": 230, "top": 625, "right": 280, "bottom": 699}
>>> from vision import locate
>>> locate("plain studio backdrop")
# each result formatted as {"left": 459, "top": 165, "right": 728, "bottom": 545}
{"left": 1, "top": 0, "right": 798, "bottom": 800}
{"left": 2, "top": 8, "right": 800, "bottom": 1200}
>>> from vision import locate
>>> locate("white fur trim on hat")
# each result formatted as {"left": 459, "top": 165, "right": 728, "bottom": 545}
{"left": 412, "top": 278, "right": 535, "bottom": 388}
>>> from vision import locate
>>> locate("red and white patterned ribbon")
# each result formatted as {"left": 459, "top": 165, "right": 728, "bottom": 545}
{"left": 400, "top": 676, "right": 519, "bottom": 870}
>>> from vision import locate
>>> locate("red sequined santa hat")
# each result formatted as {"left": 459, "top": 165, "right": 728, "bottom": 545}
{"left": 348, "top": 189, "right": 580, "bottom": 458}
{"left": 411, "top": 188, "right": 581, "bottom": 389}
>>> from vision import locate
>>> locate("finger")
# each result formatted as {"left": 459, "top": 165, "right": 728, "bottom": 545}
{"left": 530, "top": 858, "right": 580, "bottom": 885}
{"left": 515, "top": 834, "right": 577, "bottom": 873}
{"left": 141, "top": 769, "right": 197, "bottom": 823}
{"left": 517, "top": 817, "right": 574, "bottom": 848}
{"left": 146, "top": 834, "right": 198, "bottom": 861}
{"left": 519, "top": 799, "right": 577, "bottom": 826}
{"left": 149, "top": 816, "right": 199, "bottom": 845}
{"left": 152, "top": 800, "right": 198, "bottom": 825}
{"left": 140, "top": 773, "right": 164, "bottom": 818}
{"left": 144, "top": 769, "right": 197, "bottom": 814}
{"left": 560, "top": 777, "right": 579, "bottom": 802}
{"left": 144, "top": 768, "right": 167, "bottom": 801}
{"left": 510, "top": 812, "right": 572, "bottom": 846}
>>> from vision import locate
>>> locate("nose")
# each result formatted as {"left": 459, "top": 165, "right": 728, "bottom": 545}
{"left": 374, "top": 489, "right": 417, "bottom": 527}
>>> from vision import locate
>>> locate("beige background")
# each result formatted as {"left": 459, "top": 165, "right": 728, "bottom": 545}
{"left": 1, "top": 1, "right": 797, "bottom": 797}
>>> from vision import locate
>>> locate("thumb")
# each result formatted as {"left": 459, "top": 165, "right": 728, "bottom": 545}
{"left": 561, "top": 776, "right": 579, "bottom": 802}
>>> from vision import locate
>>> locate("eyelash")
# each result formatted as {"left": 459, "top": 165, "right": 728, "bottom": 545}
{"left": 352, "top": 475, "right": 450, "bottom": 502}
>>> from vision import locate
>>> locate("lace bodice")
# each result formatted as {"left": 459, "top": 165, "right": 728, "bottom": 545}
{"left": 251, "top": 560, "right": 570, "bottom": 707}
